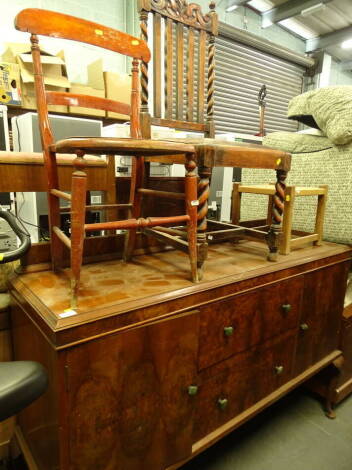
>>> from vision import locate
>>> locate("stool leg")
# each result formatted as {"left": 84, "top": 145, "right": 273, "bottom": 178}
{"left": 280, "top": 186, "right": 295, "bottom": 255}
{"left": 231, "top": 182, "right": 242, "bottom": 225}
{"left": 185, "top": 154, "right": 198, "bottom": 283}
{"left": 266, "top": 194, "right": 274, "bottom": 225}
{"left": 314, "top": 184, "right": 328, "bottom": 247}
{"left": 267, "top": 169, "right": 287, "bottom": 261}
{"left": 70, "top": 153, "right": 87, "bottom": 309}
{"left": 197, "top": 166, "right": 211, "bottom": 279}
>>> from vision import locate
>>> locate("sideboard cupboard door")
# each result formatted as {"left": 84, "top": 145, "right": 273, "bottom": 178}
{"left": 64, "top": 311, "right": 199, "bottom": 470}
{"left": 294, "top": 262, "right": 350, "bottom": 375}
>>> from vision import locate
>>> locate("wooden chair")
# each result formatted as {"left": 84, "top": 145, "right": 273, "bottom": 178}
{"left": 137, "top": 0, "right": 291, "bottom": 274}
{"left": 15, "top": 9, "right": 199, "bottom": 307}
{"left": 232, "top": 183, "right": 328, "bottom": 255}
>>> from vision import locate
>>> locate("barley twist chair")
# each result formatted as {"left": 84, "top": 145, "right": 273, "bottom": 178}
{"left": 15, "top": 8, "right": 199, "bottom": 308}
{"left": 136, "top": 0, "right": 291, "bottom": 276}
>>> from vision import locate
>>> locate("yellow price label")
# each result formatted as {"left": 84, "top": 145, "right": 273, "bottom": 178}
{"left": 131, "top": 39, "right": 140, "bottom": 46}
{"left": 276, "top": 158, "right": 282, "bottom": 166}
{"left": 95, "top": 29, "right": 104, "bottom": 36}
{"left": 285, "top": 195, "right": 291, "bottom": 201}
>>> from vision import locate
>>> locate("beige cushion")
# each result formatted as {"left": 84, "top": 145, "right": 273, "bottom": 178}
{"left": 288, "top": 86, "right": 352, "bottom": 145}
{"left": 263, "top": 131, "right": 332, "bottom": 153}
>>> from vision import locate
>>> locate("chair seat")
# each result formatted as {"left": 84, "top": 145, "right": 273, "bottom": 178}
{"left": 0, "top": 361, "right": 48, "bottom": 422}
{"left": 146, "top": 138, "right": 291, "bottom": 171}
{"left": 0, "top": 151, "right": 106, "bottom": 167}
{"left": 51, "top": 137, "right": 290, "bottom": 171}
{"left": 51, "top": 137, "right": 195, "bottom": 156}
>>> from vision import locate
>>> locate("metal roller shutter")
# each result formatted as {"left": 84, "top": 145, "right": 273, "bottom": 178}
{"left": 215, "top": 35, "right": 305, "bottom": 135}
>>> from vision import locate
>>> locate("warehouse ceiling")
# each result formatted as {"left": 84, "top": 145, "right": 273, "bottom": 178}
{"left": 226, "top": 0, "right": 352, "bottom": 65}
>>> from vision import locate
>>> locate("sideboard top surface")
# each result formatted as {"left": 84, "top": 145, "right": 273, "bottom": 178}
{"left": 9, "top": 241, "right": 352, "bottom": 348}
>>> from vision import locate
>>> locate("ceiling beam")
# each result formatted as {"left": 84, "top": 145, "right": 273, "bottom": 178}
{"left": 306, "top": 25, "right": 352, "bottom": 52}
{"left": 225, "top": 0, "right": 249, "bottom": 11}
{"left": 340, "top": 60, "right": 352, "bottom": 71}
{"left": 262, "top": 0, "right": 331, "bottom": 28}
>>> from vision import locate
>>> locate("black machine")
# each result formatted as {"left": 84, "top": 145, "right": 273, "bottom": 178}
{"left": 0, "top": 210, "right": 31, "bottom": 264}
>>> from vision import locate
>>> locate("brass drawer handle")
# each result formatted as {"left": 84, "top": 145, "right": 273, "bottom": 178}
{"left": 281, "top": 304, "right": 291, "bottom": 314}
{"left": 274, "top": 365, "right": 284, "bottom": 375}
{"left": 224, "top": 326, "right": 234, "bottom": 337}
{"left": 300, "top": 323, "right": 309, "bottom": 331}
{"left": 218, "top": 398, "right": 228, "bottom": 410}
{"left": 187, "top": 385, "right": 198, "bottom": 396}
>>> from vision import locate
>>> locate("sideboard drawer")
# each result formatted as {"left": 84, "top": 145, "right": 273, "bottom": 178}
{"left": 198, "top": 276, "right": 303, "bottom": 370}
{"left": 193, "top": 330, "right": 296, "bottom": 442}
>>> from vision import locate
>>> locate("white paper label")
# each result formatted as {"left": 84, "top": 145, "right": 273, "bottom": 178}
{"left": 59, "top": 309, "right": 77, "bottom": 318}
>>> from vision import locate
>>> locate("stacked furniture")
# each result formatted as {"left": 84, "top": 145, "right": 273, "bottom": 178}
{"left": 4, "top": 5, "right": 352, "bottom": 470}
{"left": 14, "top": 4, "right": 293, "bottom": 309}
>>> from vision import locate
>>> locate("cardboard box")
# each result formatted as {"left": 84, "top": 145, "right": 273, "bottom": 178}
{"left": 87, "top": 59, "right": 131, "bottom": 120}
{"left": 87, "top": 59, "right": 105, "bottom": 90}
{"left": 2, "top": 43, "right": 70, "bottom": 112}
{"left": 69, "top": 84, "right": 105, "bottom": 117}
{"left": 1, "top": 43, "right": 30, "bottom": 63}
{"left": 104, "top": 71, "right": 131, "bottom": 119}
{"left": 17, "top": 52, "right": 70, "bottom": 112}
{"left": 0, "top": 62, "right": 22, "bottom": 106}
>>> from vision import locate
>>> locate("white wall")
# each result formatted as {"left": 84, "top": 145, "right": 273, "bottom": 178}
{"left": 330, "top": 59, "right": 352, "bottom": 86}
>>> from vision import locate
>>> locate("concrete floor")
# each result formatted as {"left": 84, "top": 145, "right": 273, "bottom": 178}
{"left": 182, "top": 388, "right": 352, "bottom": 470}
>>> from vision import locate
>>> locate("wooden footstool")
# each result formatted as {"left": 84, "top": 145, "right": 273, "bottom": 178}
{"left": 232, "top": 183, "right": 328, "bottom": 255}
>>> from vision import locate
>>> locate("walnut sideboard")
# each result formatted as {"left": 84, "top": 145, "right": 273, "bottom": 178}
{"left": 8, "top": 240, "right": 351, "bottom": 470}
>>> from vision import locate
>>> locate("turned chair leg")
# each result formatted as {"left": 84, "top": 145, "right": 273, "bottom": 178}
{"left": 70, "top": 153, "right": 87, "bottom": 309}
{"left": 197, "top": 166, "right": 211, "bottom": 280}
{"left": 46, "top": 149, "right": 64, "bottom": 271}
{"left": 267, "top": 169, "right": 287, "bottom": 261}
{"left": 185, "top": 154, "right": 198, "bottom": 283}
{"left": 123, "top": 157, "right": 144, "bottom": 262}
{"left": 280, "top": 185, "right": 295, "bottom": 255}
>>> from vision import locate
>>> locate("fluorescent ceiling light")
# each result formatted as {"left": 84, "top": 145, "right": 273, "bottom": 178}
{"left": 342, "top": 38, "right": 352, "bottom": 49}
{"left": 301, "top": 2, "right": 326, "bottom": 17}
{"left": 279, "top": 18, "right": 318, "bottom": 40}
{"left": 247, "top": 0, "right": 273, "bottom": 12}
{"left": 226, "top": 4, "right": 239, "bottom": 11}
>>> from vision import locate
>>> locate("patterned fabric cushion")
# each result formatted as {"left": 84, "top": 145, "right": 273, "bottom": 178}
{"left": 240, "top": 132, "right": 352, "bottom": 245}
{"left": 0, "top": 262, "right": 18, "bottom": 292}
{"left": 288, "top": 86, "right": 352, "bottom": 145}
{"left": 263, "top": 131, "right": 332, "bottom": 154}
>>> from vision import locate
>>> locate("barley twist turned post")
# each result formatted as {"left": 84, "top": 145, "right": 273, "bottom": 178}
{"left": 138, "top": 1, "right": 151, "bottom": 138}
{"left": 267, "top": 169, "right": 287, "bottom": 261}
{"left": 197, "top": 1, "right": 218, "bottom": 277}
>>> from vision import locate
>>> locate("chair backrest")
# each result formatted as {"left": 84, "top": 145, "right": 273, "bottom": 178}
{"left": 138, "top": 0, "right": 218, "bottom": 139}
{"left": 15, "top": 9, "right": 151, "bottom": 150}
